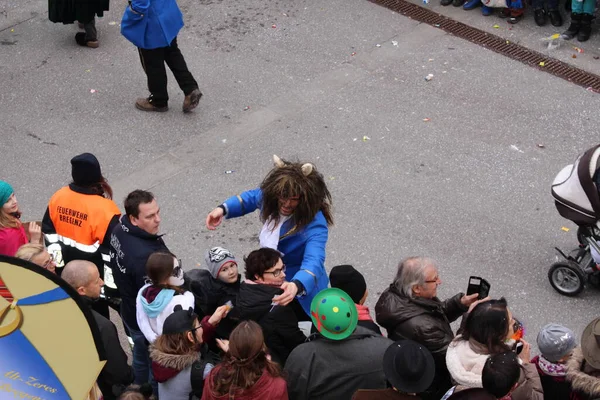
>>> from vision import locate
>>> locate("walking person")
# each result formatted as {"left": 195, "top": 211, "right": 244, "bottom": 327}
{"left": 48, "top": 0, "right": 108, "bottom": 48}
{"left": 120, "top": 0, "right": 202, "bottom": 113}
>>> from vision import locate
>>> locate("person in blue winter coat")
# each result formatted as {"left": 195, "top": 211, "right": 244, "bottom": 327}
{"left": 205, "top": 155, "right": 333, "bottom": 318}
{"left": 120, "top": 0, "right": 202, "bottom": 113}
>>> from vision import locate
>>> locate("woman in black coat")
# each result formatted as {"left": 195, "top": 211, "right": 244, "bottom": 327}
{"left": 236, "top": 248, "right": 307, "bottom": 366}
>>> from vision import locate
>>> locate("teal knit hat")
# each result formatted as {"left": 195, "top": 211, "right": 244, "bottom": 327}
{"left": 0, "top": 181, "right": 14, "bottom": 206}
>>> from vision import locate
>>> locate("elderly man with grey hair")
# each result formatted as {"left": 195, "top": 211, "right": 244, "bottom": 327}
{"left": 62, "top": 260, "right": 133, "bottom": 399}
{"left": 375, "top": 257, "right": 478, "bottom": 400}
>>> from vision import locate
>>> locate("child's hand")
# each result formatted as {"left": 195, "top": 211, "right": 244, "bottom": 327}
{"left": 208, "top": 305, "right": 230, "bottom": 326}
{"left": 216, "top": 339, "right": 229, "bottom": 353}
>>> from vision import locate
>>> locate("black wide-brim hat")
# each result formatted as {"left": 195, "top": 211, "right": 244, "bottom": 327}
{"left": 383, "top": 340, "right": 435, "bottom": 394}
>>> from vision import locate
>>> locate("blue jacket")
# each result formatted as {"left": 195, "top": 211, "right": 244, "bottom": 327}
{"left": 120, "top": 0, "right": 184, "bottom": 49}
{"left": 223, "top": 188, "right": 329, "bottom": 314}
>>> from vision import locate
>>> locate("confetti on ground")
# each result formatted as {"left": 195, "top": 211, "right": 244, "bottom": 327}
{"left": 537, "top": 143, "right": 545, "bottom": 148}
{"left": 376, "top": 44, "right": 381, "bottom": 47}
{"left": 493, "top": 24, "right": 500, "bottom": 28}
{"left": 243, "top": 106, "right": 250, "bottom": 111}
{"left": 353, "top": 138, "right": 358, "bottom": 141}
{"left": 272, "top": 24, "right": 277, "bottom": 28}
{"left": 506, "top": 40, "right": 510, "bottom": 44}
{"left": 90, "top": 89, "right": 97, "bottom": 93}
{"left": 539, "top": 61, "right": 546, "bottom": 67}
{"left": 423, "top": 118, "right": 431, "bottom": 122}
{"left": 385, "top": 126, "right": 390, "bottom": 132}
{"left": 108, "top": 21, "right": 117, "bottom": 25}
{"left": 424, "top": 74, "right": 434, "bottom": 81}
{"left": 351, "top": 52, "right": 357, "bottom": 56}
{"left": 225, "top": 170, "right": 235, "bottom": 174}
{"left": 85, "top": 69, "right": 91, "bottom": 72}
{"left": 428, "top": 58, "right": 434, "bottom": 62}
{"left": 442, "top": 70, "right": 447, "bottom": 73}
{"left": 10, "top": 29, "right": 14, "bottom": 32}
{"left": 510, "top": 144, "right": 524, "bottom": 153}
{"left": 329, "top": 176, "right": 335, "bottom": 180}
{"left": 561, "top": 226, "right": 570, "bottom": 232}
{"left": 362, "top": 136, "right": 371, "bottom": 141}
{"left": 222, "top": 139, "right": 227, "bottom": 143}
{"left": 573, "top": 46, "right": 584, "bottom": 53}
{"left": 392, "top": 41, "right": 398, "bottom": 46}
{"left": 434, "top": 24, "right": 440, "bottom": 27}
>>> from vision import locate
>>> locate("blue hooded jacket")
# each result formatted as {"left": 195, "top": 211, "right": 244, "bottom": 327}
{"left": 121, "top": 0, "right": 184, "bottom": 50}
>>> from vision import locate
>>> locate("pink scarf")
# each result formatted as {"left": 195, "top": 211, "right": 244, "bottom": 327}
{"left": 356, "top": 304, "right": 374, "bottom": 321}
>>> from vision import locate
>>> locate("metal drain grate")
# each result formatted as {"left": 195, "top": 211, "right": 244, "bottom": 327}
{"left": 368, "top": 0, "right": 600, "bottom": 91}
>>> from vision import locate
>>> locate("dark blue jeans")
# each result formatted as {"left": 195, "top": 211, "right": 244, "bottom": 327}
{"left": 124, "top": 322, "right": 158, "bottom": 397}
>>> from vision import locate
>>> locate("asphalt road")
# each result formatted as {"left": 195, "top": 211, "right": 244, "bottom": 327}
{"left": 2, "top": 0, "right": 600, "bottom": 352}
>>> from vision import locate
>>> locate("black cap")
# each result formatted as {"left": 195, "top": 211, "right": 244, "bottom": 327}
{"left": 329, "top": 264, "right": 367, "bottom": 304}
{"left": 71, "top": 153, "right": 102, "bottom": 186}
{"left": 162, "top": 306, "right": 197, "bottom": 335}
{"left": 383, "top": 340, "right": 435, "bottom": 394}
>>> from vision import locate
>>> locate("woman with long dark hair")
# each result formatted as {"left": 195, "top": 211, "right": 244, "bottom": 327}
{"left": 444, "top": 298, "right": 543, "bottom": 400}
{"left": 0, "top": 180, "right": 41, "bottom": 256}
{"left": 136, "top": 251, "right": 195, "bottom": 343}
{"left": 42, "top": 153, "right": 121, "bottom": 318}
{"left": 202, "top": 320, "right": 288, "bottom": 400}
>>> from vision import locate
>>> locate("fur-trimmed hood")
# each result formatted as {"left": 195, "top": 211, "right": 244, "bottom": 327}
{"left": 446, "top": 338, "right": 489, "bottom": 388}
{"left": 567, "top": 346, "right": 600, "bottom": 398}
{"left": 150, "top": 345, "right": 199, "bottom": 383}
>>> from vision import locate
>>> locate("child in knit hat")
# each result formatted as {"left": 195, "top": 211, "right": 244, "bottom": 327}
{"left": 329, "top": 265, "right": 382, "bottom": 335}
{"left": 185, "top": 247, "right": 241, "bottom": 346}
{"left": 530, "top": 323, "right": 577, "bottom": 400}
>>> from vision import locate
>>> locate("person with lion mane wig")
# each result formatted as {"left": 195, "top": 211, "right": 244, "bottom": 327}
{"left": 205, "top": 155, "right": 333, "bottom": 317}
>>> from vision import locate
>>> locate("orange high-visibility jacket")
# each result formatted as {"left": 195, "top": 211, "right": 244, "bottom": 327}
{"left": 42, "top": 185, "right": 120, "bottom": 276}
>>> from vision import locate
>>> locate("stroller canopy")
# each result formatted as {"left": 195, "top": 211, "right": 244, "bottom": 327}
{"left": 552, "top": 144, "right": 600, "bottom": 227}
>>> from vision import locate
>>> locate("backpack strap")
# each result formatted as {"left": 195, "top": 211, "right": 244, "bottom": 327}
{"left": 189, "top": 345, "right": 222, "bottom": 400}
{"left": 189, "top": 358, "right": 208, "bottom": 400}
{"left": 578, "top": 144, "right": 600, "bottom": 217}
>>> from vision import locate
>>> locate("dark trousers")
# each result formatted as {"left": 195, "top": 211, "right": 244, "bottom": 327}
{"left": 78, "top": 18, "right": 97, "bottom": 41}
{"left": 138, "top": 37, "right": 198, "bottom": 107}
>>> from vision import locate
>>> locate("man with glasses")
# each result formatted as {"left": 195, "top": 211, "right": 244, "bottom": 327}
{"left": 109, "top": 190, "right": 171, "bottom": 397}
{"left": 375, "top": 257, "right": 479, "bottom": 400}
{"left": 205, "top": 155, "right": 333, "bottom": 319}
{"left": 236, "top": 248, "right": 307, "bottom": 365}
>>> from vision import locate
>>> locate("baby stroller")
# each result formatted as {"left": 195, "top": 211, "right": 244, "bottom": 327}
{"left": 549, "top": 144, "right": 600, "bottom": 296}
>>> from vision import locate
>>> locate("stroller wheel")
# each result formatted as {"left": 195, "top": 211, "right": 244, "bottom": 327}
{"left": 548, "top": 261, "right": 585, "bottom": 296}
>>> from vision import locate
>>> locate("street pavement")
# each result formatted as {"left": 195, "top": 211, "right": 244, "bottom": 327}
{"left": 2, "top": 0, "right": 600, "bottom": 353}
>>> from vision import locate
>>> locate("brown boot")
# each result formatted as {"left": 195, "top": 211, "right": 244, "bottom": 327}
{"left": 182, "top": 88, "right": 203, "bottom": 113}
{"left": 75, "top": 32, "right": 99, "bottom": 48}
{"left": 135, "top": 98, "right": 168, "bottom": 112}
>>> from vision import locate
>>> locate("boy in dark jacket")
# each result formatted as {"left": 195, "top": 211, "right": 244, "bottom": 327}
{"left": 186, "top": 247, "right": 241, "bottom": 345}
{"left": 531, "top": 323, "right": 577, "bottom": 400}
{"left": 236, "top": 247, "right": 306, "bottom": 366}
{"left": 329, "top": 264, "right": 382, "bottom": 335}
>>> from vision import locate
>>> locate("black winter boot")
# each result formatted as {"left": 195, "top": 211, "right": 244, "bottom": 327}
{"left": 548, "top": 8, "right": 563, "bottom": 26}
{"left": 577, "top": 13, "right": 593, "bottom": 41}
{"left": 562, "top": 12, "right": 582, "bottom": 39}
